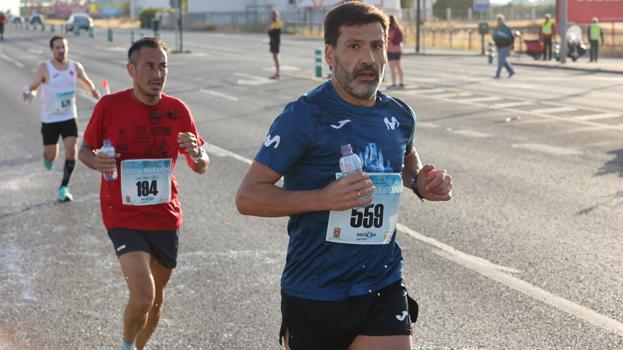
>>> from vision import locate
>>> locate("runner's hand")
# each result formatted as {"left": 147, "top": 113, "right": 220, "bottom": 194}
{"left": 177, "top": 132, "right": 200, "bottom": 158}
{"left": 94, "top": 149, "right": 118, "bottom": 173}
{"left": 319, "top": 172, "right": 375, "bottom": 211}
{"left": 416, "top": 164, "right": 452, "bottom": 201}
{"left": 92, "top": 89, "right": 101, "bottom": 99}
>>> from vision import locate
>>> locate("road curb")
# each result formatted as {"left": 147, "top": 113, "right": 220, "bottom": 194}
{"left": 509, "top": 61, "right": 623, "bottom": 75}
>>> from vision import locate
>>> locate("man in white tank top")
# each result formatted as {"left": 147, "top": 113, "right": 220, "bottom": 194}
{"left": 22, "top": 35, "right": 100, "bottom": 202}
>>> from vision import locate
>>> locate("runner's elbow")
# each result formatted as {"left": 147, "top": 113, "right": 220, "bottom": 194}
{"left": 235, "top": 189, "right": 254, "bottom": 215}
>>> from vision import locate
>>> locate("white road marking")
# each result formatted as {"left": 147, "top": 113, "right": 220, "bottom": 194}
{"left": 512, "top": 143, "right": 582, "bottom": 156}
{"left": 200, "top": 89, "right": 239, "bottom": 101}
{"left": 104, "top": 46, "right": 127, "bottom": 52}
{"left": 459, "top": 96, "right": 503, "bottom": 104}
{"left": 452, "top": 129, "right": 492, "bottom": 138}
{"left": 204, "top": 143, "right": 252, "bottom": 165}
{"left": 261, "top": 65, "right": 300, "bottom": 72}
{"left": 416, "top": 122, "right": 441, "bottom": 128}
{"left": 234, "top": 72, "right": 276, "bottom": 86}
{"left": 413, "top": 87, "right": 450, "bottom": 95}
{"left": 397, "top": 223, "right": 520, "bottom": 274}
{"left": 529, "top": 106, "right": 577, "bottom": 114}
{"left": 491, "top": 101, "right": 532, "bottom": 109}
{"left": 573, "top": 113, "right": 621, "bottom": 121}
{"left": 432, "top": 244, "right": 623, "bottom": 338}
{"left": 204, "top": 142, "right": 623, "bottom": 338}
{"left": 0, "top": 53, "right": 25, "bottom": 68}
{"left": 430, "top": 91, "right": 472, "bottom": 99}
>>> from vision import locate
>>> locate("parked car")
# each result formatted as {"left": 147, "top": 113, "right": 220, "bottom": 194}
{"left": 29, "top": 14, "right": 44, "bottom": 25}
{"left": 66, "top": 13, "right": 93, "bottom": 31}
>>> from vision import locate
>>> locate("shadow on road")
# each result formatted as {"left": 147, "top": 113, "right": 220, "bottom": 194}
{"left": 577, "top": 148, "right": 623, "bottom": 215}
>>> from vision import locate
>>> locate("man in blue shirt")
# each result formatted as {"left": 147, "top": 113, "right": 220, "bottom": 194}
{"left": 236, "top": 2, "right": 452, "bottom": 349}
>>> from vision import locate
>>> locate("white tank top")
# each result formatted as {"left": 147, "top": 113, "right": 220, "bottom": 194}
{"left": 41, "top": 59, "right": 78, "bottom": 123}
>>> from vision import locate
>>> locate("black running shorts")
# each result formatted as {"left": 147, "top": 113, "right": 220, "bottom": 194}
{"left": 387, "top": 52, "right": 402, "bottom": 61}
{"left": 280, "top": 279, "right": 418, "bottom": 350}
{"left": 107, "top": 228, "right": 179, "bottom": 269}
{"left": 41, "top": 119, "right": 78, "bottom": 146}
{"left": 270, "top": 41, "right": 280, "bottom": 54}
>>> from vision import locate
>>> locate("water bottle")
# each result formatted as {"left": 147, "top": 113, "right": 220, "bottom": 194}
{"left": 339, "top": 144, "right": 363, "bottom": 176}
{"left": 23, "top": 84, "right": 33, "bottom": 103}
{"left": 100, "top": 138, "right": 117, "bottom": 181}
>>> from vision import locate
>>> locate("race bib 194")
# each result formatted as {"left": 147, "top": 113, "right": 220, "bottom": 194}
{"left": 120, "top": 158, "right": 172, "bottom": 206}
{"left": 326, "top": 173, "right": 403, "bottom": 245}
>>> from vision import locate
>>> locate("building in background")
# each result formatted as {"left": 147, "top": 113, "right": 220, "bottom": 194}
{"left": 187, "top": 0, "right": 401, "bottom": 14}
{"left": 1, "top": 0, "right": 20, "bottom": 17}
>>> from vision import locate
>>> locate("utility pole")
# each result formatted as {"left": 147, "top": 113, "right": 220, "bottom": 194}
{"left": 559, "top": 0, "right": 567, "bottom": 63}
{"left": 130, "top": 0, "right": 136, "bottom": 20}
{"left": 415, "top": 0, "right": 421, "bottom": 53}
{"left": 177, "top": 0, "right": 183, "bottom": 52}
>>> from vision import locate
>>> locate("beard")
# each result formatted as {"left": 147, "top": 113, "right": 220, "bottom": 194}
{"left": 333, "top": 57, "right": 383, "bottom": 101}
{"left": 54, "top": 53, "right": 66, "bottom": 63}
{"left": 137, "top": 79, "right": 165, "bottom": 98}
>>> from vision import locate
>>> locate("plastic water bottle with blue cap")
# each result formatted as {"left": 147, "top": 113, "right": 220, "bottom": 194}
{"left": 339, "top": 144, "right": 363, "bottom": 176}
{"left": 100, "top": 138, "right": 117, "bottom": 181}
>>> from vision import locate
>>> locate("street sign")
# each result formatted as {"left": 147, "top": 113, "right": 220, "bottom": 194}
{"left": 478, "top": 22, "right": 489, "bottom": 35}
{"left": 473, "top": 0, "right": 491, "bottom": 12}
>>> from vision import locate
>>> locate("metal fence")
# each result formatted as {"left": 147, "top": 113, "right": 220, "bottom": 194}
{"left": 158, "top": 7, "right": 622, "bottom": 57}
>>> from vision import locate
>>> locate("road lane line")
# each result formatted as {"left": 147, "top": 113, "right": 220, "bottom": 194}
{"left": 451, "top": 129, "right": 492, "bottom": 138}
{"left": 490, "top": 101, "right": 532, "bottom": 109}
{"left": 573, "top": 113, "right": 621, "bottom": 121}
{"left": 529, "top": 106, "right": 577, "bottom": 114}
{"left": 234, "top": 72, "right": 276, "bottom": 86}
{"left": 458, "top": 96, "right": 503, "bottom": 104}
{"left": 200, "top": 89, "right": 239, "bottom": 102}
{"left": 433, "top": 248, "right": 623, "bottom": 338}
{"left": 0, "top": 53, "right": 25, "bottom": 68}
{"left": 512, "top": 143, "right": 582, "bottom": 156}
{"left": 203, "top": 142, "right": 623, "bottom": 337}
{"left": 204, "top": 143, "right": 252, "bottom": 165}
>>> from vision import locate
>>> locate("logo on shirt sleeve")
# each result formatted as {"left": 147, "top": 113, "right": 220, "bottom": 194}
{"left": 384, "top": 116, "right": 399, "bottom": 130}
{"left": 264, "top": 134, "right": 281, "bottom": 149}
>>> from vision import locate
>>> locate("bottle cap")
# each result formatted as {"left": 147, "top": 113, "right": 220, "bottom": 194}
{"left": 340, "top": 144, "right": 353, "bottom": 155}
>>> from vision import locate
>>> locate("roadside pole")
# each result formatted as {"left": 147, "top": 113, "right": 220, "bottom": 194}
{"left": 559, "top": 0, "right": 567, "bottom": 63}
{"left": 415, "top": 0, "right": 421, "bottom": 53}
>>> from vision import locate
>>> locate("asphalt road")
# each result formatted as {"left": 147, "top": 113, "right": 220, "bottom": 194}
{"left": 0, "top": 27, "right": 622, "bottom": 350}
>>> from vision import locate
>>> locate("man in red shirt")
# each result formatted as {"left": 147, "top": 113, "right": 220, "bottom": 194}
{"left": 0, "top": 11, "right": 6, "bottom": 41}
{"left": 78, "top": 37, "right": 209, "bottom": 350}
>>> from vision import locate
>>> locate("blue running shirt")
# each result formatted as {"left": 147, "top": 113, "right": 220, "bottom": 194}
{"left": 255, "top": 81, "right": 416, "bottom": 301}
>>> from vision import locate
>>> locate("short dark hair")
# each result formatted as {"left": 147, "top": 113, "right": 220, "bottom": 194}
{"left": 49, "top": 35, "right": 65, "bottom": 49}
{"left": 128, "top": 37, "right": 168, "bottom": 63}
{"left": 324, "top": 0, "right": 389, "bottom": 47}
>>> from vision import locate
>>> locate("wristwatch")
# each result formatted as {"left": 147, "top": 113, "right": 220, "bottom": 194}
{"left": 410, "top": 174, "right": 425, "bottom": 202}
{"left": 190, "top": 147, "right": 207, "bottom": 162}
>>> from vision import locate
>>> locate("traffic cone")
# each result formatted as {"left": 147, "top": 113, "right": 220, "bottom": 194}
{"left": 102, "top": 80, "right": 111, "bottom": 95}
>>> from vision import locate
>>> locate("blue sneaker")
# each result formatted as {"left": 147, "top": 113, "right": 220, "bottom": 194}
{"left": 57, "top": 186, "right": 73, "bottom": 202}
{"left": 43, "top": 157, "right": 53, "bottom": 170}
{"left": 119, "top": 341, "right": 136, "bottom": 350}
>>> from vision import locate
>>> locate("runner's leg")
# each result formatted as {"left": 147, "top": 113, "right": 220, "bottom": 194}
{"left": 348, "top": 335, "right": 413, "bottom": 350}
{"left": 135, "top": 255, "right": 173, "bottom": 350}
{"left": 119, "top": 251, "right": 155, "bottom": 347}
{"left": 61, "top": 136, "right": 77, "bottom": 187}
{"left": 44, "top": 144, "right": 59, "bottom": 164}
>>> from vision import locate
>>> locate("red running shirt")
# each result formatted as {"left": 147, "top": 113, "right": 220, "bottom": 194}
{"left": 83, "top": 89, "right": 205, "bottom": 230}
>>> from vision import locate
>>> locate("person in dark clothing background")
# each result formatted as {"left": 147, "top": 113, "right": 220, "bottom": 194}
{"left": 493, "top": 14, "right": 515, "bottom": 79}
{"left": 268, "top": 9, "right": 284, "bottom": 79}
